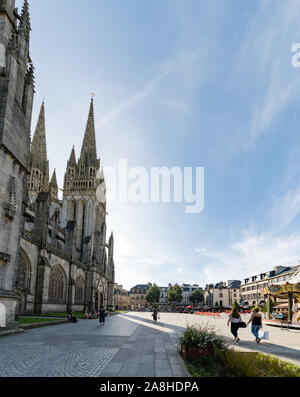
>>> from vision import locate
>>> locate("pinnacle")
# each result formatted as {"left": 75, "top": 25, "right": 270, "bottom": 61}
{"left": 31, "top": 101, "right": 47, "bottom": 163}
{"left": 68, "top": 146, "right": 77, "bottom": 166}
{"left": 50, "top": 169, "right": 58, "bottom": 188}
{"left": 18, "top": 0, "right": 31, "bottom": 41}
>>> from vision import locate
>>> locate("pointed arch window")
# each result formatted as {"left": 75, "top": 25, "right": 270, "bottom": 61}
{"left": 75, "top": 276, "right": 85, "bottom": 304}
{"left": 48, "top": 265, "right": 66, "bottom": 303}
{"left": 16, "top": 250, "right": 31, "bottom": 292}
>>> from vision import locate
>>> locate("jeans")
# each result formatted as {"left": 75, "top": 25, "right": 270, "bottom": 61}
{"left": 251, "top": 325, "right": 261, "bottom": 339}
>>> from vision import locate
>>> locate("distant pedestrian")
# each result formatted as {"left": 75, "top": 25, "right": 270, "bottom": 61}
{"left": 247, "top": 308, "right": 263, "bottom": 343}
{"left": 227, "top": 308, "right": 242, "bottom": 343}
{"left": 99, "top": 306, "right": 106, "bottom": 326}
{"left": 67, "top": 310, "right": 73, "bottom": 321}
{"left": 85, "top": 309, "right": 89, "bottom": 320}
{"left": 152, "top": 307, "right": 158, "bottom": 322}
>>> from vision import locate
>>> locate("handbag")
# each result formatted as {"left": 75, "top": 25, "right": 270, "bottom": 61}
{"left": 258, "top": 330, "right": 269, "bottom": 340}
{"left": 238, "top": 321, "right": 247, "bottom": 328}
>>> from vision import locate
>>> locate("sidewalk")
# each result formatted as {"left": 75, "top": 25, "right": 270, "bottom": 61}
{"left": 101, "top": 319, "right": 190, "bottom": 377}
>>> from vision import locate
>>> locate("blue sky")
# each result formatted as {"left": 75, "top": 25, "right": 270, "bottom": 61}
{"left": 21, "top": 0, "right": 300, "bottom": 289}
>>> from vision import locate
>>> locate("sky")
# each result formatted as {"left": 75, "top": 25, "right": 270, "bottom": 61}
{"left": 19, "top": 0, "right": 300, "bottom": 290}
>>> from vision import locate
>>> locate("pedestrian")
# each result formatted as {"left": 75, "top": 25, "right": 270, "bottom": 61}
{"left": 227, "top": 308, "right": 242, "bottom": 343}
{"left": 85, "top": 309, "right": 89, "bottom": 320}
{"left": 99, "top": 306, "right": 106, "bottom": 326}
{"left": 152, "top": 307, "right": 158, "bottom": 322}
{"left": 247, "top": 308, "right": 263, "bottom": 343}
{"left": 67, "top": 310, "right": 73, "bottom": 321}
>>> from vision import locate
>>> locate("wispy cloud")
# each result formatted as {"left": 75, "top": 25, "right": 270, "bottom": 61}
{"left": 234, "top": 0, "right": 300, "bottom": 144}
{"left": 96, "top": 47, "right": 203, "bottom": 128}
{"left": 96, "top": 67, "right": 171, "bottom": 128}
{"left": 195, "top": 230, "right": 300, "bottom": 285}
{"left": 268, "top": 187, "right": 300, "bottom": 232}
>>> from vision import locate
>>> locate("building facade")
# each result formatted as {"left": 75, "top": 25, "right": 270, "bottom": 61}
{"left": 204, "top": 280, "right": 241, "bottom": 308}
{"left": 114, "top": 284, "right": 130, "bottom": 310}
{"left": 129, "top": 283, "right": 152, "bottom": 310}
{"left": 240, "top": 265, "right": 299, "bottom": 307}
{"left": 0, "top": 1, "right": 115, "bottom": 328}
{"left": 181, "top": 283, "right": 201, "bottom": 305}
{"left": 227, "top": 280, "right": 242, "bottom": 306}
{"left": 159, "top": 286, "right": 169, "bottom": 304}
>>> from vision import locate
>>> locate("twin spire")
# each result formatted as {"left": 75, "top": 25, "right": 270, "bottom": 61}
{"left": 30, "top": 97, "right": 100, "bottom": 198}
{"left": 32, "top": 97, "right": 98, "bottom": 172}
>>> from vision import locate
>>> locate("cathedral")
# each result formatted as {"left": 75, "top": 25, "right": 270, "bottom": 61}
{"left": 0, "top": 0, "right": 115, "bottom": 328}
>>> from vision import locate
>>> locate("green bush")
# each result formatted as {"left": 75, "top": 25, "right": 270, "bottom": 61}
{"left": 179, "top": 324, "right": 228, "bottom": 350}
{"left": 215, "top": 348, "right": 300, "bottom": 377}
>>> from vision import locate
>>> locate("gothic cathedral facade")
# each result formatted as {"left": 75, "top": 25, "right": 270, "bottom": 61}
{"left": 0, "top": 0, "right": 115, "bottom": 328}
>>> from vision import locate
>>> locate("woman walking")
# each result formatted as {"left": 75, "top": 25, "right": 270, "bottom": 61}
{"left": 247, "top": 308, "right": 263, "bottom": 343}
{"left": 152, "top": 307, "right": 158, "bottom": 322}
{"left": 227, "top": 308, "right": 242, "bottom": 343}
{"left": 99, "top": 306, "right": 106, "bottom": 326}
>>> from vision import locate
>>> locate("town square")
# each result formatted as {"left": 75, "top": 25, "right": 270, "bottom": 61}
{"left": 0, "top": 311, "right": 299, "bottom": 377}
{"left": 1, "top": 0, "right": 300, "bottom": 383}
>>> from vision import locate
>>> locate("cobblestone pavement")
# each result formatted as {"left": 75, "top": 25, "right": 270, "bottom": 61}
{"left": 0, "top": 312, "right": 190, "bottom": 377}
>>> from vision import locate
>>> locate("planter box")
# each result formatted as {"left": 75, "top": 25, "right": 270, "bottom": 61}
{"left": 181, "top": 345, "right": 214, "bottom": 360}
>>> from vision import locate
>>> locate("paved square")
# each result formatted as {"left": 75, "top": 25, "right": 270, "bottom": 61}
{"left": 0, "top": 312, "right": 190, "bottom": 377}
{"left": 0, "top": 312, "right": 298, "bottom": 377}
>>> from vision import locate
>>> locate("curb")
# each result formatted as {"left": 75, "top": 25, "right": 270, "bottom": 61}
{"left": 0, "top": 328, "right": 25, "bottom": 337}
{"left": 19, "top": 319, "right": 69, "bottom": 330}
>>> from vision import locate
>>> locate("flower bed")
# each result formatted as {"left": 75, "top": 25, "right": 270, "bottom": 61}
{"left": 179, "top": 324, "right": 228, "bottom": 360}
{"left": 180, "top": 326, "right": 300, "bottom": 377}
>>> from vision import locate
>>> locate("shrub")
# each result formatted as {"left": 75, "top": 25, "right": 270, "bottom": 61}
{"left": 215, "top": 348, "right": 300, "bottom": 377}
{"left": 179, "top": 324, "right": 228, "bottom": 351}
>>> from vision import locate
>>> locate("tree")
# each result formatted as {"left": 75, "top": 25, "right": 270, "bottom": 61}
{"left": 189, "top": 289, "right": 204, "bottom": 306}
{"left": 168, "top": 284, "right": 183, "bottom": 305}
{"left": 232, "top": 299, "right": 241, "bottom": 311}
{"left": 146, "top": 284, "right": 160, "bottom": 305}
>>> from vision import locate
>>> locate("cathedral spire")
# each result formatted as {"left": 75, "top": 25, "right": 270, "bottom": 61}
{"left": 79, "top": 98, "right": 98, "bottom": 165}
{"left": 31, "top": 101, "right": 47, "bottom": 162}
{"left": 18, "top": 0, "right": 31, "bottom": 42}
